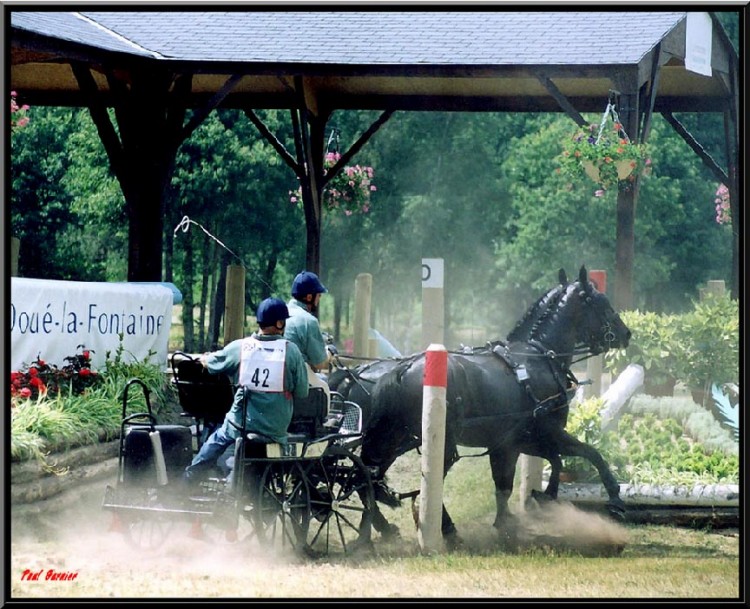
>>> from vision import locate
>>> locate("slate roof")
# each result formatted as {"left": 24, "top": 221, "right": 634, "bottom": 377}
{"left": 11, "top": 10, "right": 687, "bottom": 66}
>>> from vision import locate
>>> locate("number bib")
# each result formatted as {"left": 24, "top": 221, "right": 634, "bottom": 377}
{"left": 239, "top": 337, "right": 287, "bottom": 392}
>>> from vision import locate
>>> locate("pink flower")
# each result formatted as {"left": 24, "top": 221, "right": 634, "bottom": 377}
{"left": 594, "top": 189, "right": 605, "bottom": 197}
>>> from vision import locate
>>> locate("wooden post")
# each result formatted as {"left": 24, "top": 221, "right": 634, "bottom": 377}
{"left": 11, "top": 237, "right": 20, "bottom": 277}
{"left": 353, "top": 273, "right": 372, "bottom": 357}
{"left": 421, "top": 258, "right": 444, "bottom": 349}
{"left": 702, "top": 280, "right": 726, "bottom": 300}
{"left": 518, "top": 455, "right": 544, "bottom": 512}
{"left": 419, "top": 344, "right": 448, "bottom": 554}
{"left": 223, "top": 264, "right": 245, "bottom": 344}
{"left": 585, "top": 270, "right": 608, "bottom": 399}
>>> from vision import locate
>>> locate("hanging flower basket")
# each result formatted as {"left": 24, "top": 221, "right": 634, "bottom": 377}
{"left": 289, "top": 151, "right": 377, "bottom": 216}
{"left": 558, "top": 99, "right": 651, "bottom": 191}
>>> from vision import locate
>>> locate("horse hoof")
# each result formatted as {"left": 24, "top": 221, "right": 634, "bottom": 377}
{"left": 606, "top": 498, "right": 627, "bottom": 522}
{"left": 373, "top": 482, "right": 402, "bottom": 508}
{"left": 444, "top": 531, "right": 465, "bottom": 552}
{"left": 527, "top": 489, "right": 555, "bottom": 510}
{"left": 379, "top": 522, "right": 401, "bottom": 541}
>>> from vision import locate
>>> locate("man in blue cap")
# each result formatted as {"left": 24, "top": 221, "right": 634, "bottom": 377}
{"left": 285, "top": 271, "right": 337, "bottom": 402}
{"left": 183, "top": 297, "right": 308, "bottom": 485}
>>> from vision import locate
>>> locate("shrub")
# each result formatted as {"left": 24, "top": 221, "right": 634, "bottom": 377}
{"left": 604, "top": 292, "right": 739, "bottom": 396}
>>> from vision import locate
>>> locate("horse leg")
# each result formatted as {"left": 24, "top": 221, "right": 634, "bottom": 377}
{"left": 440, "top": 441, "right": 463, "bottom": 551}
{"left": 556, "top": 430, "right": 626, "bottom": 520}
{"left": 528, "top": 452, "right": 562, "bottom": 508}
{"left": 489, "top": 448, "right": 520, "bottom": 530}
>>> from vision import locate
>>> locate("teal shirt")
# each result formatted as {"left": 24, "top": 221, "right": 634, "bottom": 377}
{"left": 206, "top": 333, "right": 308, "bottom": 444}
{"left": 285, "top": 298, "right": 328, "bottom": 368}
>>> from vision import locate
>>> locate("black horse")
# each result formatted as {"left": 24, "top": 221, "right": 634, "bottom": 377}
{"left": 359, "top": 266, "right": 631, "bottom": 546}
{"left": 328, "top": 269, "right": 574, "bottom": 515}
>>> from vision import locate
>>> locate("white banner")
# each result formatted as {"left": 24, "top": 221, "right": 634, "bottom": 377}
{"left": 10, "top": 278, "right": 173, "bottom": 372}
{"left": 685, "top": 12, "right": 713, "bottom": 77}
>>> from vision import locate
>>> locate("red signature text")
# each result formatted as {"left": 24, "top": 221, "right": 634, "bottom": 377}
{"left": 21, "top": 568, "right": 79, "bottom": 581}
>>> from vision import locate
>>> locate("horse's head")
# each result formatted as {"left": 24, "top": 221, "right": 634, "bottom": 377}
{"left": 568, "top": 265, "right": 631, "bottom": 354}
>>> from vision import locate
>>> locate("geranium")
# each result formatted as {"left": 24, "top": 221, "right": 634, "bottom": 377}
{"left": 714, "top": 183, "right": 731, "bottom": 224}
{"left": 10, "top": 91, "right": 30, "bottom": 131}
{"left": 290, "top": 152, "right": 376, "bottom": 215}
{"left": 10, "top": 346, "right": 100, "bottom": 404}
{"left": 558, "top": 111, "right": 651, "bottom": 191}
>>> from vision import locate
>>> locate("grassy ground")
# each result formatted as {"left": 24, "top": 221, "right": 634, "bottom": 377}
{"left": 9, "top": 450, "right": 740, "bottom": 600}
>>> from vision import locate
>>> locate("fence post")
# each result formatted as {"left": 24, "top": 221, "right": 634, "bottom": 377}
{"left": 421, "top": 258, "right": 444, "bottom": 349}
{"left": 223, "top": 264, "right": 245, "bottom": 344}
{"left": 419, "top": 344, "right": 448, "bottom": 554}
{"left": 353, "top": 273, "right": 372, "bottom": 357}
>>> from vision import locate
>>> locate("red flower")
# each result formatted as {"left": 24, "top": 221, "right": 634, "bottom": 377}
{"left": 20, "top": 388, "right": 31, "bottom": 398}
{"left": 82, "top": 351, "right": 90, "bottom": 360}
{"left": 79, "top": 368, "right": 91, "bottom": 377}
{"left": 28, "top": 368, "right": 38, "bottom": 377}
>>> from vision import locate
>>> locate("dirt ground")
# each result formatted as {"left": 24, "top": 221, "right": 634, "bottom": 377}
{"left": 7, "top": 471, "right": 739, "bottom": 600}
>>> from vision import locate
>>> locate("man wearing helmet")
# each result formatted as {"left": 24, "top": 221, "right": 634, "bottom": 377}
{"left": 183, "top": 297, "right": 308, "bottom": 485}
{"left": 285, "top": 271, "right": 337, "bottom": 400}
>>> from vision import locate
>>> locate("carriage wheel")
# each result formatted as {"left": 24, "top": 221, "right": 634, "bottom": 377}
{"left": 253, "top": 461, "right": 312, "bottom": 555}
{"left": 304, "top": 446, "right": 374, "bottom": 556}
{"left": 121, "top": 511, "right": 175, "bottom": 551}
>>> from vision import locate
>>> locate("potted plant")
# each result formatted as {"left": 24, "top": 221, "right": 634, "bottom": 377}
{"left": 289, "top": 151, "right": 377, "bottom": 216}
{"left": 558, "top": 119, "right": 651, "bottom": 191}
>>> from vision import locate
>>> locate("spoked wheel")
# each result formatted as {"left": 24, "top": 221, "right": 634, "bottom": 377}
{"left": 304, "top": 445, "right": 374, "bottom": 556}
{"left": 253, "top": 461, "right": 312, "bottom": 555}
{"left": 187, "top": 490, "right": 253, "bottom": 545}
{"left": 120, "top": 511, "right": 175, "bottom": 551}
{"left": 109, "top": 486, "right": 176, "bottom": 551}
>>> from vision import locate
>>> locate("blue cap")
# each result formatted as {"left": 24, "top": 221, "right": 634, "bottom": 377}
{"left": 256, "top": 297, "right": 290, "bottom": 325}
{"left": 291, "top": 271, "right": 327, "bottom": 298}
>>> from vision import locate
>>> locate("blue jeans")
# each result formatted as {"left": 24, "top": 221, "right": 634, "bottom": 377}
{"left": 184, "top": 420, "right": 237, "bottom": 483}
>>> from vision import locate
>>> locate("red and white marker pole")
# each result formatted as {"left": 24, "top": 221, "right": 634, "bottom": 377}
{"left": 418, "top": 343, "right": 448, "bottom": 554}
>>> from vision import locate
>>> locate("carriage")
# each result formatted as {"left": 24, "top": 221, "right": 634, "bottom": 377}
{"left": 102, "top": 352, "right": 375, "bottom": 557}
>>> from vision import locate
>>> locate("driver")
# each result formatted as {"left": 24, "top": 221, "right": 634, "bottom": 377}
{"left": 182, "top": 297, "right": 308, "bottom": 487}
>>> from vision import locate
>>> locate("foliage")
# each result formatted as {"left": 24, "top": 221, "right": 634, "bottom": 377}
{"left": 673, "top": 291, "right": 739, "bottom": 392}
{"left": 558, "top": 120, "right": 651, "bottom": 191}
{"left": 9, "top": 102, "right": 735, "bottom": 346}
{"left": 10, "top": 340, "right": 177, "bottom": 464}
{"left": 629, "top": 394, "right": 738, "bottom": 456}
{"left": 10, "top": 90, "right": 30, "bottom": 130}
{"left": 603, "top": 310, "right": 681, "bottom": 390}
{"left": 713, "top": 183, "right": 731, "bottom": 224}
{"left": 612, "top": 413, "right": 738, "bottom": 485}
{"left": 290, "top": 151, "right": 377, "bottom": 215}
{"left": 561, "top": 396, "right": 739, "bottom": 485}
{"left": 10, "top": 346, "right": 101, "bottom": 402}
{"left": 604, "top": 292, "right": 739, "bottom": 394}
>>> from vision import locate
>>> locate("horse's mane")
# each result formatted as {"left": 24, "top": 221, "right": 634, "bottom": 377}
{"left": 506, "top": 282, "right": 566, "bottom": 342}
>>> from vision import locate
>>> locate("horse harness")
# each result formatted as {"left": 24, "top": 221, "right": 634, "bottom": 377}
{"left": 486, "top": 339, "right": 579, "bottom": 419}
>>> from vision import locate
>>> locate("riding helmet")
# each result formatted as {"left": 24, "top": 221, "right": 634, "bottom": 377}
{"left": 256, "top": 297, "right": 290, "bottom": 325}
{"left": 291, "top": 271, "right": 328, "bottom": 298}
